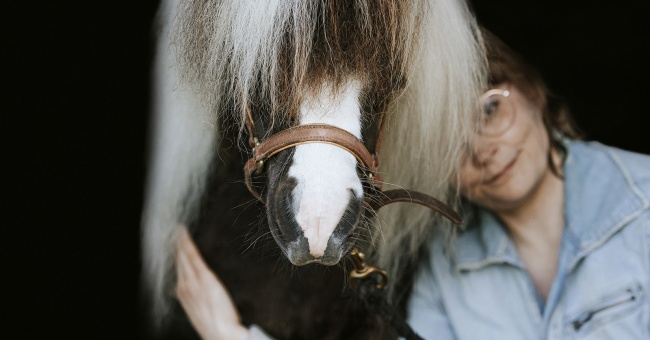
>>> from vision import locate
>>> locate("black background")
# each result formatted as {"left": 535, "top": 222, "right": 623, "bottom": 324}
{"left": 7, "top": 1, "right": 649, "bottom": 338}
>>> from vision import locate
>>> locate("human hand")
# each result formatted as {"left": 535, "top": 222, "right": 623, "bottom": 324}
{"left": 175, "top": 227, "right": 249, "bottom": 340}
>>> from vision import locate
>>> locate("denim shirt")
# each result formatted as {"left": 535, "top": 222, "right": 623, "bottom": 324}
{"left": 407, "top": 141, "right": 650, "bottom": 339}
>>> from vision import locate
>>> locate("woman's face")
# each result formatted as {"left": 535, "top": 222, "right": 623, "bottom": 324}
{"left": 458, "top": 83, "right": 552, "bottom": 212}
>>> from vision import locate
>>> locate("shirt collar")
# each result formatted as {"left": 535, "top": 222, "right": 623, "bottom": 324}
{"left": 563, "top": 142, "right": 649, "bottom": 260}
{"left": 453, "top": 208, "right": 523, "bottom": 272}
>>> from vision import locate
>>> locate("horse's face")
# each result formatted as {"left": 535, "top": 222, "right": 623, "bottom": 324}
{"left": 253, "top": 80, "right": 376, "bottom": 266}
{"left": 176, "top": 0, "right": 419, "bottom": 266}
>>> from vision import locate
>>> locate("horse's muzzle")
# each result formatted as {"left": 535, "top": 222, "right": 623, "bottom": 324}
{"left": 267, "top": 178, "right": 362, "bottom": 266}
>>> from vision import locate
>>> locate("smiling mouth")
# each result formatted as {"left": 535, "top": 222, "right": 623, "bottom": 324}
{"left": 484, "top": 155, "right": 518, "bottom": 184}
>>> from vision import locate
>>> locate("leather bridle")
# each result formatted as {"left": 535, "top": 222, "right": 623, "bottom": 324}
{"left": 242, "top": 105, "right": 463, "bottom": 224}
{"left": 242, "top": 105, "right": 460, "bottom": 340}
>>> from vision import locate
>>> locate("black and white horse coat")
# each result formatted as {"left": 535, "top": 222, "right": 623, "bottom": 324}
{"left": 143, "top": 0, "right": 486, "bottom": 338}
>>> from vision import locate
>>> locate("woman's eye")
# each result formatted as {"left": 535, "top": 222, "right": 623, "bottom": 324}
{"left": 483, "top": 101, "right": 499, "bottom": 116}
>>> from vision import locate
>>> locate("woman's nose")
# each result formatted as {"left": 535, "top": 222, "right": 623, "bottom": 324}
{"left": 471, "top": 137, "right": 497, "bottom": 166}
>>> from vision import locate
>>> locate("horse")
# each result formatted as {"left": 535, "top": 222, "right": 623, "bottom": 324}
{"left": 142, "top": 0, "right": 486, "bottom": 338}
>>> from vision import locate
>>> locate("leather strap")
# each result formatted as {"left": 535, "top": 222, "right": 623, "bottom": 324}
{"left": 244, "top": 123, "right": 382, "bottom": 202}
{"left": 244, "top": 104, "right": 258, "bottom": 148}
{"left": 253, "top": 124, "right": 376, "bottom": 172}
{"left": 365, "top": 189, "right": 462, "bottom": 224}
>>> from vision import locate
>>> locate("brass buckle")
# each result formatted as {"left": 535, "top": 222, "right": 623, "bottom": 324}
{"left": 349, "top": 248, "right": 388, "bottom": 290}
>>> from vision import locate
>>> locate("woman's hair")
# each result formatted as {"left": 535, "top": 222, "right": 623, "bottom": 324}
{"left": 481, "top": 29, "right": 583, "bottom": 176}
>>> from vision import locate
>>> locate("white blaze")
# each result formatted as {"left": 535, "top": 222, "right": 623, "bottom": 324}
{"left": 288, "top": 80, "right": 364, "bottom": 257}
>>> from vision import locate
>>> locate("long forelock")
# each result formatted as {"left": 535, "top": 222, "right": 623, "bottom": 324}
{"left": 175, "top": 0, "right": 423, "bottom": 138}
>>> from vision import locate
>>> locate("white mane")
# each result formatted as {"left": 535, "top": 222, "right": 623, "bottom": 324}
{"left": 142, "top": 0, "right": 487, "bottom": 326}
{"left": 375, "top": 0, "right": 486, "bottom": 301}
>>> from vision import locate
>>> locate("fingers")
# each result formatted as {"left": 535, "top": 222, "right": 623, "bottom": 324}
{"left": 175, "top": 227, "right": 227, "bottom": 298}
{"left": 173, "top": 227, "right": 249, "bottom": 340}
{"left": 176, "top": 227, "right": 200, "bottom": 258}
{"left": 176, "top": 227, "right": 212, "bottom": 277}
{"left": 173, "top": 226, "right": 233, "bottom": 306}
{"left": 175, "top": 227, "right": 198, "bottom": 282}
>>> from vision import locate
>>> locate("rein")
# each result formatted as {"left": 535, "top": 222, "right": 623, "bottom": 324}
{"left": 242, "top": 106, "right": 461, "bottom": 339}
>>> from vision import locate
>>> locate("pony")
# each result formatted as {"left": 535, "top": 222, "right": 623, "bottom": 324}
{"left": 142, "top": 0, "right": 486, "bottom": 338}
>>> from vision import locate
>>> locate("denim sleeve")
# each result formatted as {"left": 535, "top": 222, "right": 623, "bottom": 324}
{"left": 406, "top": 263, "right": 456, "bottom": 340}
{"left": 247, "top": 325, "right": 275, "bottom": 340}
{"left": 647, "top": 217, "right": 650, "bottom": 334}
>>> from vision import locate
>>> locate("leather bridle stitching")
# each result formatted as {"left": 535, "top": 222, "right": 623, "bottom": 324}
{"left": 254, "top": 132, "right": 374, "bottom": 166}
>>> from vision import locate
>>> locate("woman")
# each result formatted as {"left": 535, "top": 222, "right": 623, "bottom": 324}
{"left": 407, "top": 31, "right": 650, "bottom": 338}
{"left": 175, "top": 31, "right": 650, "bottom": 339}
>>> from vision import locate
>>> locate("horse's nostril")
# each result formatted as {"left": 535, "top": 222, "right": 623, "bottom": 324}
{"left": 272, "top": 182, "right": 302, "bottom": 243}
{"left": 342, "top": 189, "right": 363, "bottom": 230}
{"left": 328, "top": 190, "right": 363, "bottom": 244}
